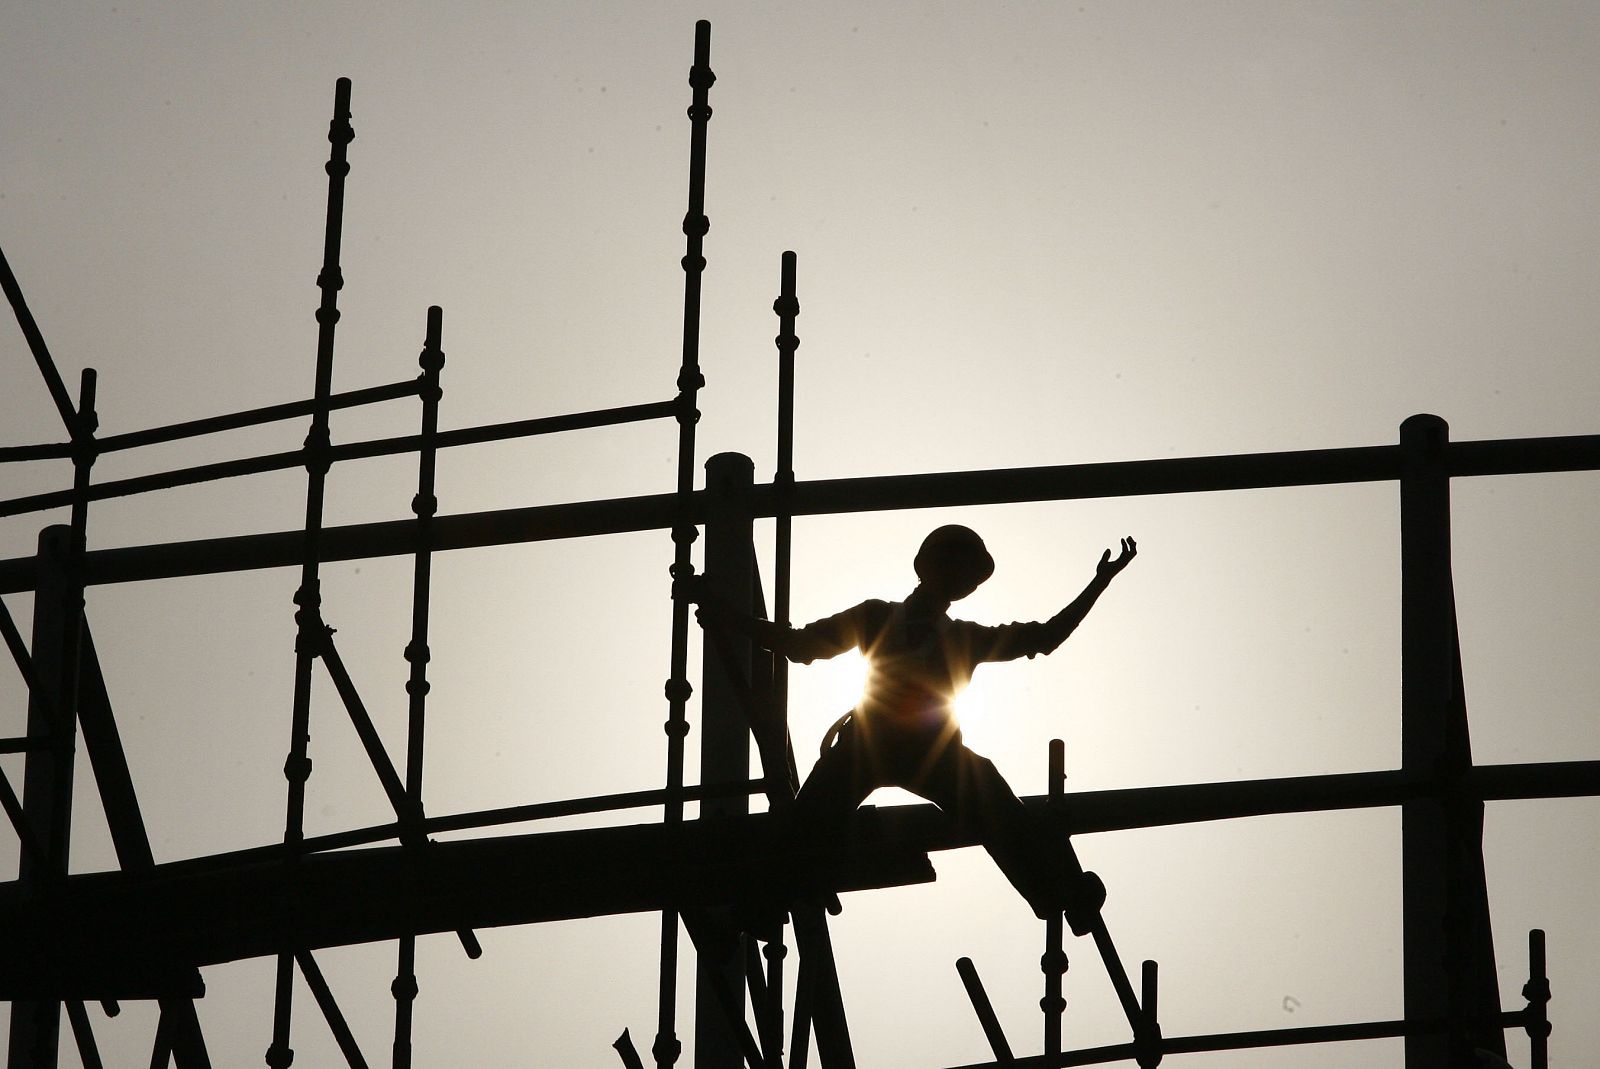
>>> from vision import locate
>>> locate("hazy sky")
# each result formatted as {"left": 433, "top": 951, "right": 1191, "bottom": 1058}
{"left": 3, "top": 3, "right": 1598, "bottom": 1067}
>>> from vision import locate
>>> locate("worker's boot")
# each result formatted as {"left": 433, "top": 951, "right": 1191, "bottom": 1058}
{"left": 1062, "top": 870, "right": 1106, "bottom": 936}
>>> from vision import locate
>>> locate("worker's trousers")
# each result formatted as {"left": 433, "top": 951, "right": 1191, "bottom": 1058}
{"left": 792, "top": 714, "right": 1073, "bottom": 919}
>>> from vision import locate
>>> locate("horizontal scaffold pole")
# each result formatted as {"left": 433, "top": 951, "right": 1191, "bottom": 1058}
{"left": 1, "top": 758, "right": 1593, "bottom": 1000}
{"left": 0, "top": 398, "right": 679, "bottom": 520}
{"left": 94, "top": 377, "right": 423, "bottom": 454}
{"left": 0, "top": 811, "right": 936, "bottom": 998}
{"left": 1, "top": 432, "right": 1598, "bottom": 594}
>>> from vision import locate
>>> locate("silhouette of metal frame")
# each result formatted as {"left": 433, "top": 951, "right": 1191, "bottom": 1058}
{"left": 0, "top": 18, "right": 1585, "bottom": 1069}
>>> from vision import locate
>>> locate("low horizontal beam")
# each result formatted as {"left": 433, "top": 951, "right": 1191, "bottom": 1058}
{"left": 0, "top": 810, "right": 935, "bottom": 998}
{"left": 3, "top": 758, "right": 1592, "bottom": 999}
{"left": 945, "top": 1008, "right": 1537, "bottom": 1067}
{"left": 880, "top": 760, "right": 1600, "bottom": 856}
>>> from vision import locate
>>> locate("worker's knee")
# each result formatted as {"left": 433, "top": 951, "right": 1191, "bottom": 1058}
{"left": 968, "top": 753, "right": 1000, "bottom": 777}
{"left": 961, "top": 752, "right": 1006, "bottom": 791}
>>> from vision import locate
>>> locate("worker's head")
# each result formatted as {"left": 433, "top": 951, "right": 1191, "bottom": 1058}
{"left": 913, "top": 525, "right": 994, "bottom": 601}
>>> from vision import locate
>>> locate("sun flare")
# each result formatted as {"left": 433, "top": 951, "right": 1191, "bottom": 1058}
{"left": 788, "top": 646, "right": 1000, "bottom": 755}
{"left": 801, "top": 647, "right": 870, "bottom": 727}
{"left": 949, "top": 678, "right": 995, "bottom": 752}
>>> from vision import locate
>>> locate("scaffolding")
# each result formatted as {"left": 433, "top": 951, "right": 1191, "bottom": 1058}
{"left": 0, "top": 19, "right": 1589, "bottom": 1069}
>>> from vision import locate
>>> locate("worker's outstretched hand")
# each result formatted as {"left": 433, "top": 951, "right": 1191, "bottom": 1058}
{"left": 1096, "top": 536, "right": 1137, "bottom": 580}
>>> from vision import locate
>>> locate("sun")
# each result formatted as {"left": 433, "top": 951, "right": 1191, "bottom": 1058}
{"left": 792, "top": 647, "right": 870, "bottom": 739}
{"left": 787, "top": 645, "right": 1000, "bottom": 755}
{"left": 949, "top": 676, "right": 998, "bottom": 752}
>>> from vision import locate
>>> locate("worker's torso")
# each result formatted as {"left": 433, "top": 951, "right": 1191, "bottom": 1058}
{"left": 857, "top": 602, "right": 978, "bottom": 733}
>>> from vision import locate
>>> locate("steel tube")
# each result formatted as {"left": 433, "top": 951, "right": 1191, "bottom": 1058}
{"left": 155, "top": 777, "right": 769, "bottom": 876}
{"left": 0, "top": 441, "right": 71, "bottom": 464}
{"left": 63, "top": 1002, "right": 104, "bottom": 1069}
{"left": 0, "top": 242, "right": 76, "bottom": 431}
{"left": 658, "top": 21, "right": 715, "bottom": 1069}
{"left": 8, "top": 429, "right": 1600, "bottom": 596}
{"left": 8, "top": 527, "right": 76, "bottom": 1068}
{"left": 0, "top": 398, "right": 676, "bottom": 520}
{"left": 270, "top": 75, "right": 355, "bottom": 1069}
{"left": 956, "top": 958, "right": 1015, "bottom": 1066}
{"left": 94, "top": 378, "right": 421, "bottom": 455}
{"left": 771, "top": 251, "right": 798, "bottom": 798}
{"left": 0, "top": 812, "right": 936, "bottom": 987}
{"left": 1041, "top": 740, "right": 1067, "bottom": 1059}
{"left": 295, "top": 951, "right": 372, "bottom": 1069}
{"left": 392, "top": 305, "right": 444, "bottom": 1069}
{"left": 944, "top": 1016, "right": 1450, "bottom": 1067}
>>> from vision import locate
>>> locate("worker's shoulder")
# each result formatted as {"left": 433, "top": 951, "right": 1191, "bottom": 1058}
{"left": 849, "top": 597, "right": 896, "bottom": 628}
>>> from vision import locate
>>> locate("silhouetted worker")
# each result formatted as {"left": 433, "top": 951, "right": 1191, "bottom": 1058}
{"left": 692, "top": 524, "right": 1136, "bottom": 935}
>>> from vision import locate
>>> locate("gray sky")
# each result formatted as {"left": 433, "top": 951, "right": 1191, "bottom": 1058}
{"left": 2, "top": 3, "right": 1598, "bottom": 1066}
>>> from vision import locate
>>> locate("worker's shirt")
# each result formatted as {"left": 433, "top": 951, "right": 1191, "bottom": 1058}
{"left": 786, "top": 598, "right": 1059, "bottom": 732}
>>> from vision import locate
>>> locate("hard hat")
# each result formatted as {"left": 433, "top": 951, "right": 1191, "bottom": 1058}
{"left": 913, "top": 525, "right": 995, "bottom": 588}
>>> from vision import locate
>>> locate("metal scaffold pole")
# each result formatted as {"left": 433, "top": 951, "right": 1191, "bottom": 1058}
{"left": 658, "top": 20, "right": 715, "bottom": 1069}
{"left": 695, "top": 452, "right": 755, "bottom": 1069}
{"left": 1398, "top": 414, "right": 1505, "bottom": 1067}
{"left": 8, "top": 526, "right": 75, "bottom": 1069}
{"left": 270, "top": 76, "right": 355, "bottom": 1069}
{"left": 391, "top": 305, "right": 445, "bottom": 1069}
{"left": 771, "top": 250, "right": 799, "bottom": 798}
{"left": 7, "top": 366, "right": 95, "bottom": 1069}
{"left": 1040, "top": 740, "right": 1067, "bottom": 1060}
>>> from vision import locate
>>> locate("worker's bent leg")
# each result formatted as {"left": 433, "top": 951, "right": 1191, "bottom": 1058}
{"left": 793, "top": 724, "right": 879, "bottom": 826}
{"left": 914, "top": 742, "right": 1104, "bottom": 932}
{"left": 776, "top": 727, "right": 882, "bottom": 913}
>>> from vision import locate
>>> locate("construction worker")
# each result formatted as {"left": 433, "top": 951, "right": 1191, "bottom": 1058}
{"left": 691, "top": 524, "right": 1136, "bottom": 934}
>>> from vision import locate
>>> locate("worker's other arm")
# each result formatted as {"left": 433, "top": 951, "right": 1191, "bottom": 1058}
{"left": 685, "top": 576, "right": 872, "bottom": 664}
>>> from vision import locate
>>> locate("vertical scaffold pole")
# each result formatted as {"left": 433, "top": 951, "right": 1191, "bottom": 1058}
{"left": 1135, "top": 959, "right": 1161, "bottom": 1069}
{"left": 658, "top": 21, "right": 715, "bottom": 1069}
{"left": 7, "top": 368, "right": 95, "bottom": 1069}
{"left": 758, "top": 252, "right": 801, "bottom": 1069}
{"left": 1399, "top": 414, "right": 1503, "bottom": 1067}
{"left": 1399, "top": 413, "right": 1452, "bottom": 1069}
{"left": 771, "top": 250, "right": 799, "bottom": 797}
{"left": 8, "top": 526, "right": 74, "bottom": 1069}
{"left": 271, "top": 77, "right": 354, "bottom": 1069}
{"left": 1040, "top": 739, "right": 1067, "bottom": 1060}
{"left": 1523, "top": 929, "right": 1549, "bottom": 1069}
{"left": 391, "top": 306, "right": 444, "bottom": 1069}
{"left": 697, "top": 453, "right": 755, "bottom": 1069}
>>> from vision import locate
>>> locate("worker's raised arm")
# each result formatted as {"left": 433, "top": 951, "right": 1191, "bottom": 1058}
{"left": 1039, "top": 536, "right": 1136, "bottom": 653}
{"left": 968, "top": 537, "right": 1137, "bottom": 663}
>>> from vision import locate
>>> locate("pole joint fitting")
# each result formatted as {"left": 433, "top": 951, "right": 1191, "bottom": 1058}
{"left": 283, "top": 753, "right": 313, "bottom": 785}
{"left": 651, "top": 1031, "right": 682, "bottom": 1067}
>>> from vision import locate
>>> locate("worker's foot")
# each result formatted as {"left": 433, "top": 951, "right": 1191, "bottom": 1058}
{"left": 1062, "top": 871, "right": 1106, "bottom": 936}
{"left": 1025, "top": 870, "right": 1106, "bottom": 933}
